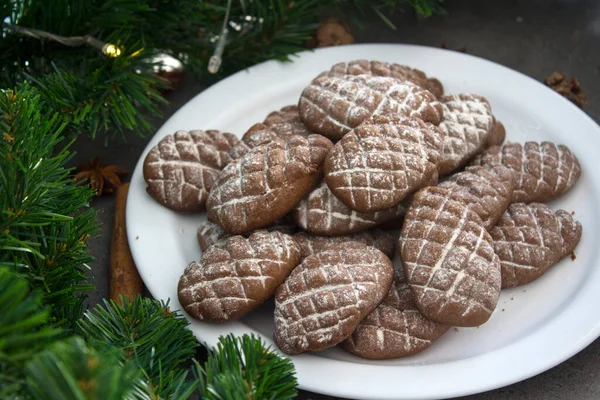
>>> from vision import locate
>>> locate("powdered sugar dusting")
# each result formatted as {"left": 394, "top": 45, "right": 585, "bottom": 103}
{"left": 343, "top": 274, "right": 450, "bottom": 359}
{"left": 273, "top": 248, "right": 393, "bottom": 354}
{"left": 292, "top": 181, "right": 399, "bottom": 235}
{"left": 178, "top": 230, "right": 301, "bottom": 322}
{"left": 324, "top": 115, "right": 443, "bottom": 213}
{"left": 437, "top": 94, "right": 494, "bottom": 176}
{"left": 299, "top": 75, "right": 443, "bottom": 140}
{"left": 293, "top": 230, "right": 394, "bottom": 259}
{"left": 438, "top": 165, "right": 514, "bottom": 231}
{"left": 143, "top": 130, "right": 239, "bottom": 212}
{"left": 490, "top": 203, "right": 581, "bottom": 288}
{"left": 477, "top": 141, "right": 581, "bottom": 203}
{"left": 399, "top": 186, "right": 501, "bottom": 327}
{"left": 207, "top": 135, "right": 333, "bottom": 234}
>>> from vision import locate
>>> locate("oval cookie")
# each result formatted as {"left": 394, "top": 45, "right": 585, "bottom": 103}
{"left": 318, "top": 59, "right": 444, "bottom": 98}
{"left": 473, "top": 141, "right": 581, "bottom": 203}
{"left": 143, "top": 130, "right": 239, "bottom": 212}
{"left": 343, "top": 270, "right": 449, "bottom": 359}
{"left": 490, "top": 203, "right": 582, "bottom": 288}
{"left": 299, "top": 74, "right": 443, "bottom": 140}
{"left": 229, "top": 105, "right": 313, "bottom": 160}
{"left": 324, "top": 115, "right": 442, "bottom": 213}
{"left": 399, "top": 186, "right": 501, "bottom": 327}
{"left": 438, "top": 165, "right": 514, "bottom": 231}
{"left": 274, "top": 247, "right": 394, "bottom": 354}
{"left": 437, "top": 94, "right": 495, "bottom": 177}
{"left": 292, "top": 181, "right": 401, "bottom": 235}
{"left": 207, "top": 134, "right": 333, "bottom": 234}
{"left": 178, "top": 230, "right": 301, "bottom": 322}
{"left": 196, "top": 218, "right": 297, "bottom": 252}
{"left": 293, "top": 230, "right": 394, "bottom": 259}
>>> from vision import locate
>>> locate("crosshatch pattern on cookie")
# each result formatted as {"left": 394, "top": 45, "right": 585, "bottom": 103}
{"left": 178, "top": 230, "right": 301, "bottom": 322}
{"left": 325, "top": 115, "right": 442, "bottom": 213}
{"left": 438, "top": 165, "right": 514, "bottom": 231}
{"left": 263, "top": 105, "right": 314, "bottom": 137}
{"left": 437, "top": 94, "right": 494, "bottom": 176}
{"left": 473, "top": 141, "right": 581, "bottom": 203}
{"left": 343, "top": 273, "right": 450, "bottom": 359}
{"left": 400, "top": 187, "right": 501, "bottom": 327}
{"left": 229, "top": 105, "right": 313, "bottom": 160}
{"left": 292, "top": 181, "right": 400, "bottom": 235}
{"left": 299, "top": 74, "right": 443, "bottom": 140}
{"left": 318, "top": 59, "right": 444, "bottom": 98}
{"left": 207, "top": 134, "right": 332, "bottom": 234}
{"left": 143, "top": 130, "right": 240, "bottom": 212}
{"left": 490, "top": 203, "right": 581, "bottom": 288}
{"left": 274, "top": 248, "right": 394, "bottom": 354}
{"left": 228, "top": 125, "right": 279, "bottom": 160}
{"left": 293, "top": 230, "right": 394, "bottom": 259}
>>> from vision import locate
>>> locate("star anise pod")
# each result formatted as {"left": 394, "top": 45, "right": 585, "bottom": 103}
{"left": 73, "top": 156, "right": 128, "bottom": 196}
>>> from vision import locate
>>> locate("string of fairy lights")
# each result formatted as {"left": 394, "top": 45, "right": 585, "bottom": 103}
{"left": 2, "top": 0, "right": 244, "bottom": 75}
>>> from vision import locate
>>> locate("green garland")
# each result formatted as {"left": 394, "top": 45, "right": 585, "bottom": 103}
{"left": 1, "top": 0, "right": 443, "bottom": 141}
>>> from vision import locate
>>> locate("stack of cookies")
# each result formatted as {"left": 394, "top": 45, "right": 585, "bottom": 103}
{"left": 143, "top": 59, "right": 583, "bottom": 360}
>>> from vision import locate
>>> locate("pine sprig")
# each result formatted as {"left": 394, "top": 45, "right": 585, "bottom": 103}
{"left": 78, "top": 296, "right": 199, "bottom": 399}
{"left": 0, "top": 85, "right": 97, "bottom": 329}
{"left": 0, "top": 267, "right": 62, "bottom": 398}
{"left": 196, "top": 334, "right": 298, "bottom": 400}
{"left": 25, "top": 336, "right": 141, "bottom": 400}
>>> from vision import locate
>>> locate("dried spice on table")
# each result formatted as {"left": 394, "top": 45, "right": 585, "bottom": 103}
{"left": 73, "top": 156, "right": 128, "bottom": 195}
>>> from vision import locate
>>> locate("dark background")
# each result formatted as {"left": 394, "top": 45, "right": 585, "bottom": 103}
{"left": 74, "top": 1, "right": 600, "bottom": 399}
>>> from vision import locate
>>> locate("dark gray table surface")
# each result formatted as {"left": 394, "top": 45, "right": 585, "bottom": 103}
{"left": 74, "top": 1, "right": 600, "bottom": 398}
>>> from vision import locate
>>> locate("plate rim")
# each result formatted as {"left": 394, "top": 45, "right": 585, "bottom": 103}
{"left": 126, "top": 43, "right": 600, "bottom": 400}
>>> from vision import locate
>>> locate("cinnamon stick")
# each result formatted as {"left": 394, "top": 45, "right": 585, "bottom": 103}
{"left": 110, "top": 183, "right": 143, "bottom": 303}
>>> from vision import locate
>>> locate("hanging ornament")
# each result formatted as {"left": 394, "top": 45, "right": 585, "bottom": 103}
{"left": 152, "top": 53, "right": 185, "bottom": 93}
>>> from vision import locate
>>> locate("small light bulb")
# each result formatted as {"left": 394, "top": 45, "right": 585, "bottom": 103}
{"left": 102, "top": 43, "right": 122, "bottom": 57}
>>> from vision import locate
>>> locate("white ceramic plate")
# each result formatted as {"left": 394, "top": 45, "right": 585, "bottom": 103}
{"left": 127, "top": 44, "right": 600, "bottom": 400}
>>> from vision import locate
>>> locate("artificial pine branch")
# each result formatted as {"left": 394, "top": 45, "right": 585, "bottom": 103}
{"left": 0, "top": 267, "right": 62, "bottom": 398}
{"left": 196, "top": 334, "right": 298, "bottom": 400}
{"left": 78, "top": 296, "right": 199, "bottom": 399}
{"left": 0, "top": 85, "right": 98, "bottom": 329}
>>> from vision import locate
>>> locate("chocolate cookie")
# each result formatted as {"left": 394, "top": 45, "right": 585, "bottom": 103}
{"left": 399, "top": 186, "right": 501, "bottom": 327}
{"left": 178, "top": 230, "right": 301, "bottom": 322}
{"left": 324, "top": 115, "right": 442, "bottom": 213}
{"left": 228, "top": 124, "right": 279, "bottom": 160}
{"left": 489, "top": 203, "right": 582, "bottom": 288}
{"left": 299, "top": 74, "right": 443, "bottom": 140}
{"left": 318, "top": 60, "right": 444, "bottom": 98}
{"left": 207, "top": 134, "right": 333, "bottom": 234}
{"left": 293, "top": 230, "right": 394, "bottom": 259}
{"left": 438, "top": 165, "right": 514, "bottom": 231}
{"left": 274, "top": 247, "right": 394, "bottom": 354}
{"left": 292, "top": 181, "right": 402, "bottom": 235}
{"left": 143, "top": 130, "right": 239, "bottom": 212}
{"left": 196, "top": 217, "right": 298, "bottom": 252}
{"left": 229, "top": 105, "right": 313, "bottom": 160}
{"left": 472, "top": 142, "right": 581, "bottom": 203}
{"left": 477, "top": 142, "right": 580, "bottom": 200}
{"left": 197, "top": 220, "right": 230, "bottom": 252}
{"left": 343, "top": 270, "right": 449, "bottom": 359}
{"left": 263, "top": 105, "right": 313, "bottom": 137}
{"left": 487, "top": 118, "right": 506, "bottom": 147}
{"left": 437, "top": 94, "right": 495, "bottom": 177}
